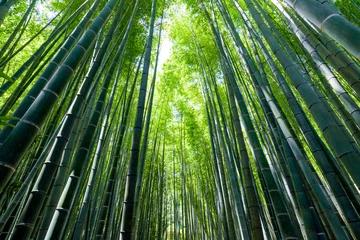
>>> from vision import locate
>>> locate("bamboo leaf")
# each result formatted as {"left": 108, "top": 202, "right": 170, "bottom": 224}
{"left": 0, "top": 70, "right": 13, "bottom": 82}
{"left": 0, "top": 116, "right": 19, "bottom": 121}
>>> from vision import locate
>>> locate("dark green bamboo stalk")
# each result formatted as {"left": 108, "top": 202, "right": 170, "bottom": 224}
{"left": 284, "top": 0, "right": 360, "bottom": 59}
{"left": 0, "top": 0, "right": 101, "bottom": 146}
{"left": 134, "top": 14, "right": 163, "bottom": 217}
{"left": 242, "top": 0, "right": 360, "bottom": 190}
{"left": 0, "top": 1, "right": 89, "bottom": 99}
{"left": 44, "top": 22, "right": 131, "bottom": 240}
{"left": 0, "top": 0, "right": 17, "bottom": 25}
{"left": 201, "top": 3, "right": 299, "bottom": 238}
{"left": 0, "top": 0, "right": 112, "bottom": 195}
{"left": 120, "top": 0, "right": 157, "bottom": 238}
{"left": 37, "top": 7, "right": 128, "bottom": 236}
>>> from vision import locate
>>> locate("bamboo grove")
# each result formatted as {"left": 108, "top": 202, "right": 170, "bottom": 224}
{"left": 0, "top": 0, "right": 360, "bottom": 239}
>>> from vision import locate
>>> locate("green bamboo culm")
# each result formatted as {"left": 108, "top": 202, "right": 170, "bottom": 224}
{"left": 202, "top": 2, "right": 300, "bottom": 238}
{"left": 120, "top": 0, "right": 157, "bottom": 238}
{"left": 4, "top": 2, "right": 125, "bottom": 239}
{"left": 0, "top": 0, "right": 111, "bottom": 195}
{"left": 0, "top": 1, "right": 90, "bottom": 100}
{"left": 0, "top": 0, "right": 101, "bottom": 146}
{"left": 95, "top": 49, "right": 144, "bottom": 239}
{"left": 133, "top": 14, "right": 163, "bottom": 215}
{"left": 0, "top": 0, "right": 17, "bottom": 25}
{"left": 284, "top": 0, "right": 360, "bottom": 59}
{"left": 42, "top": 5, "right": 139, "bottom": 240}
{"left": 243, "top": 0, "right": 360, "bottom": 191}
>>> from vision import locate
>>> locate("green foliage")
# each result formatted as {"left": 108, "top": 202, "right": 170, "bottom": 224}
{"left": 0, "top": 115, "right": 18, "bottom": 129}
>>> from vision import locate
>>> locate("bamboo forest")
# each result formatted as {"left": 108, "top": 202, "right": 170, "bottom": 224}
{"left": 1, "top": 0, "right": 360, "bottom": 239}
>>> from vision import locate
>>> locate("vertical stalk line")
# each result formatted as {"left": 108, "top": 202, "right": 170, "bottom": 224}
{"left": 120, "top": 0, "right": 157, "bottom": 238}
